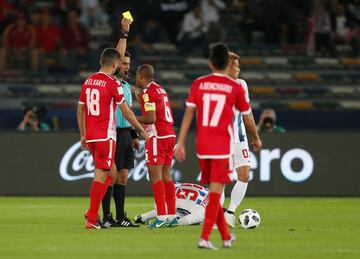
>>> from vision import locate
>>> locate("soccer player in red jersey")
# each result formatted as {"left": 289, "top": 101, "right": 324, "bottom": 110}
{"left": 135, "top": 64, "right": 177, "bottom": 228}
{"left": 77, "top": 48, "right": 148, "bottom": 229}
{"left": 175, "top": 43, "right": 259, "bottom": 249}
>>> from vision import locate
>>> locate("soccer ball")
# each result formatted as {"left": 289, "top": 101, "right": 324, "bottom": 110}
{"left": 238, "top": 209, "right": 261, "bottom": 229}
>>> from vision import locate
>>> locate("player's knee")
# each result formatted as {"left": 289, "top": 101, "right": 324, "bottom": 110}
{"left": 116, "top": 171, "right": 128, "bottom": 185}
{"left": 162, "top": 174, "right": 172, "bottom": 183}
{"left": 237, "top": 167, "right": 250, "bottom": 182}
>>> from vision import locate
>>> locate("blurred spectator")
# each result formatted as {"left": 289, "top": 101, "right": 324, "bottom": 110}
{"left": 257, "top": 109, "right": 285, "bottom": 133}
{"left": 17, "top": 107, "right": 50, "bottom": 132}
{"left": 201, "top": 0, "right": 225, "bottom": 41}
{"left": 201, "top": 0, "right": 225, "bottom": 24}
{"left": 331, "top": 5, "right": 350, "bottom": 42}
{"left": 60, "top": 10, "right": 89, "bottom": 71}
{"left": 56, "top": 0, "right": 81, "bottom": 23}
{"left": 35, "top": 9, "right": 60, "bottom": 70}
{"left": 313, "top": 3, "right": 333, "bottom": 55}
{"left": 178, "top": 4, "right": 208, "bottom": 55}
{"left": 160, "top": 0, "right": 189, "bottom": 44}
{"left": 0, "top": 12, "right": 38, "bottom": 71}
{"left": 0, "top": 0, "right": 14, "bottom": 36}
{"left": 141, "top": 19, "right": 168, "bottom": 52}
{"left": 79, "top": 0, "right": 109, "bottom": 27}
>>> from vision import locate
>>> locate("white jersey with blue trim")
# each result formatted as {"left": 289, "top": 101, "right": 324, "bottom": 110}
{"left": 175, "top": 183, "right": 209, "bottom": 213}
{"left": 233, "top": 79, "right": 250, "bottom": 144}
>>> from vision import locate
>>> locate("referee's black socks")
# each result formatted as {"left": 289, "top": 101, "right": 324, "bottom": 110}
{"left": 113, "top": 184, "right": 126, "bottom": 220}
{"left": 102, "top": 185, "right": 113, "bottom": 219}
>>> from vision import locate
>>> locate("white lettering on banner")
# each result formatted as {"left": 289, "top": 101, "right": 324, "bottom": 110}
{"left": 200, "top": 148, "right": 314, "bottom": 183}
{"left": 59, "top": 141, "right": 182, "bottom": 182}
{"left": 59, "top": 142, "right": 94, "bottom": 181}
{"left": 280, "top": 149, "right": 314, "bottom": 182}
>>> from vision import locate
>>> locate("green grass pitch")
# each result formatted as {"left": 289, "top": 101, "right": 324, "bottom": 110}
{"left": 0, "top": 197, "right": 359, "bottom": 259}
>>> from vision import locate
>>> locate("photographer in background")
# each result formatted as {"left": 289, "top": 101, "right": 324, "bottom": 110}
{"left": 257, "top": 109, "right": 285, "bottom": 133}
{"left": 17, "top": 107, "right": 50, "bottom": 132}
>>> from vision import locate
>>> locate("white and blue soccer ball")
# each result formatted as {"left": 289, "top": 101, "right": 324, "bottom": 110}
{"left": 238, "top": 209, "right": 261, "bottom": 229}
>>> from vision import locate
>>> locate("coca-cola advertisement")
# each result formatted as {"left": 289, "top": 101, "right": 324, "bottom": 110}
{"left": 1, "top": 132, "right": 360, "bottom": 196}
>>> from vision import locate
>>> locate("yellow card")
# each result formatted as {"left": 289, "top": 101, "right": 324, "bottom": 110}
{"left": 122, "top": 11, "right": 133, "bottom": 21}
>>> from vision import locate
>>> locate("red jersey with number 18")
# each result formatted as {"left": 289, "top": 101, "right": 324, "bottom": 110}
{"left": 139, "top": 82, "right": 175, "bottom": 138}
{"left": 186, "top": 73, "right": 251, "bottom": 158}
{"left": 79, "top": 72, "right": 125, "bottom": 142}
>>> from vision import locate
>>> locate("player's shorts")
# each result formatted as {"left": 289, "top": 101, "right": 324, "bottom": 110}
{"left": 115, "top": 128, "right": 134, "bottom": 170}
{"left": 145, "top": 136, "right": 175, "bottom": 165}
{"left": 233, "top": 141, "right": 251, "bottom": 169}
{"left": 198, "top": 158, "right": 233, "bottom": 185}
{"left": 87, "top": 139, "right": 116, "bottom": 170}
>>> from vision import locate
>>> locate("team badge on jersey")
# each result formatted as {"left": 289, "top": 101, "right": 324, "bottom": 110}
{"left": 142, "top": 94, "right": 149, "bottom": 102}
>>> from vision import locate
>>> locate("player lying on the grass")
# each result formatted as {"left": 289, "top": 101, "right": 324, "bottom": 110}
{"left": 77, "top": 48, "right": 148, "bottom": 229}
{"left": 135, "top": 64, "right": 177, "bottom": 229}
{"left": 134, "top": 183, "right": 226, "bottom": 225}
{"left": 224, "top": 52, "right": 262, "bottom": 228}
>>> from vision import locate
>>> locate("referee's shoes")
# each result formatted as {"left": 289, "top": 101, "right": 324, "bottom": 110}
{"left": 103, "top": 212, "right": 139, "bottom": 228}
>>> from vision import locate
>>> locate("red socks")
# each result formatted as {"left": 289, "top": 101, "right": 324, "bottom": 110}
{"left": 216, "top": 204, "right": 231, "bottom": 241}
{"left": 164, "top": 180, "right": 176, "bottom": 215}
{"left": 152, "top": 180, "right": 166, "bottom": 216}
{"left": 87, "top": 175, "right": 113, "bottom": 224}
{"left": 201, "top": 192, "right": 230, "bottom": 241}
{"left": 88, "top": 181, "right": 105, "bottom": 224}
{"left": 102, "top": 175, "right": 113, "bottom": 199}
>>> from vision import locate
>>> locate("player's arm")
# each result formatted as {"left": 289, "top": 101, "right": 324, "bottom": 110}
{"left": 76, "top": 103, "right": 88, "bottom": 150}
{"left": 115, "top": 18, "right": 132, "bottom": 57}
{"left": 136, "top": 110, "right": 155, "bottom": 124}
{"left": 118, "top": 102, "right": 149, "bottom": 141}
{"left": 174, "top": 106, "right": 195, "bottom": 161}
{"left": 243, "top": 112, "right": 262, "bottom": 152}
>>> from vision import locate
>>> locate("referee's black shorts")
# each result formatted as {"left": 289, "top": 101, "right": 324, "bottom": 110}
{"left": 115, "top": 128, "right": 134, "bottom": 170}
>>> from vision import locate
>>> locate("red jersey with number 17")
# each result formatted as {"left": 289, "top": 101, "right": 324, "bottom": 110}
{"left": 79, "top": 72, "right": 125, "bottom": 142}
{"left": 139, "top": 82, "right": 175, "bottom": 138}
{"left": 186, "top": 73, "right": 251, "bottom": 158}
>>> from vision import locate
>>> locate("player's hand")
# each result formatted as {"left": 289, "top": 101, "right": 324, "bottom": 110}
{"left": 121, "top": 18, "right": 132, "bottom": 32}
{"left": 252, "top": 138, "right": 262, "bottom": 152}
{"left": 140, "top": 130, "right": 149, "bottom": 142}
{"left": 131, "top": 85, "right": 140, "bottom": 102}
{"left": 174, "top": 144, "right": 186, "bottom": 161}
{"left": 132, "top": 138, "right": 140, "bottom": 150}
{"left": 80, "top": 136, "right": 88, "bottom": 150}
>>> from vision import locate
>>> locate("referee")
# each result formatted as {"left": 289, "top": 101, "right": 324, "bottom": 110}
{"left": 101, "top": 51, "right": 140, "bottom": 227}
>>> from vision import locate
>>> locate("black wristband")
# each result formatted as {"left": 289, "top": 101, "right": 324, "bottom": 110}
{"left": 130, "top": 129, "right": 138, "bottom": 139}
{"left": 120, "top": 29, "right": 128, "bottom": 39}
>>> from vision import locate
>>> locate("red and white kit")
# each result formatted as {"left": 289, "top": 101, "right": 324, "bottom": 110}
{"left": 139, "top": 82, "right": 176, "bottom": 165}
{"left": 186, "top": 73, "right": 251, "bottom": 184}
{"left": 79, "top": 72, "right": 125, "bottom": 169}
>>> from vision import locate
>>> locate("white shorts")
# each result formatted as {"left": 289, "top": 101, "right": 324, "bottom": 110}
{"left": 233, "top": 141, "right": 251, "bottom": 169}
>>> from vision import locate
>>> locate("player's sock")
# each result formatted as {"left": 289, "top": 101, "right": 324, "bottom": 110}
{"left": 88, "top": 181, "right": 105, "bottom": 224}
{"left": 101, "top": 175, "right": 113, "bottom": 200}
{"left": 141, "top": 210, "right": 157, "bottom": 222}
{"left": 152, "top": 180, "right": 166, "bottom": 216}
{"left": 164, "top": 180, "right": 176, "bottom": 215}
{"left": 216, "top": 204, "right": 231, "bottom": 241}
{"left": 200, "top": 192, "right": 221, "bottom": 241}
{"left": 228, "top": 181, "right": 248, "bottom": 213}
{"left": 113, "top": 184, "right": 126, "bottom": 220}
{"left": 101, "top": 185, "right": 112, "bottom": 219}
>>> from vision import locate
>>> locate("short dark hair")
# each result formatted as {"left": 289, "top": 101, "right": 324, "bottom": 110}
{"left": 209, "top": 43, "right": 229, "bottom": 70}
{"left": 137, "top": 64, "right": 154, "bottom": 80}
{"left": 100, "top": 48, "right": 120, "bottom": 66}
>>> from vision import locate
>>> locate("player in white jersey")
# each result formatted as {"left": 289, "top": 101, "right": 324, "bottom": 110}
{"left": 134, "top": 183, "right": 225, "bottom": 225}
{"left": 224, "top": 52, "right": 262, "bottom": 228}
